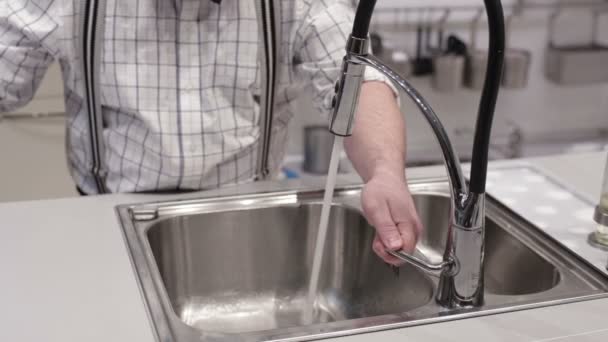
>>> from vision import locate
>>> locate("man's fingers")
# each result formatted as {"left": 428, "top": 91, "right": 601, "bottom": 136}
{"left": 395, "top": 221, "right": 417, "bottom": 253}
{"left": 388, "top": 194, "right": 423, "bottom": 254}
{"left": 363, "top": 197, "right": 403, "bottom": 251}
{"left": 372, "top": 235, "right": 404, "bottom": 265}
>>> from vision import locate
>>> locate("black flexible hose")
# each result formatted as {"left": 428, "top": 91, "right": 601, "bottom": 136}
{"left": 352, "top": 0, "right": 377, "bottom": 39}
{"left": 469, "top": 0, "right": 505, "bottom": 194}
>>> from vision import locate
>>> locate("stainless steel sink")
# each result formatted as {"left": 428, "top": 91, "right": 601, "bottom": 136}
{"left": 147, "top": 204, "right": 434, "bottom": 334}
{"left": 117, "top": 180, "right": 608, "bottom": 342}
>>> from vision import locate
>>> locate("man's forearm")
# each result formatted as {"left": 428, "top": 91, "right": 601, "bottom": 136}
{"left": 344, "top": 81, "right": 406, "bottom": 182}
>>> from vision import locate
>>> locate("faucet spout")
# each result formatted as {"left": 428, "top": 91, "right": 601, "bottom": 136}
{"left": 330, "top": 0, "right": 505, "bottom": 309}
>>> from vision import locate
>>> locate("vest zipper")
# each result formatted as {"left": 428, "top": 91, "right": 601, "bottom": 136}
{"left": 255, "top": 0, "right": 277, "bottom": 180}
{"left": 81, "top": 0, "right": 108, "bottom": 193}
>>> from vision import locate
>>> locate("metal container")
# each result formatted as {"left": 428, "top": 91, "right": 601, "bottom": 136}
{"left": 465, "top": 10, "right": 488, "bottom": 90}
{"left": 303, "top": 126, "right": 335, "bottom": 174}
{"left": 546, "top": 45, "right": 608, "bottom": 85}
{"left": 431, "top": 10, "right": 465, "bottom": 93}
{"left": 499, "top": 4, "right": 532, "bottom": 89}
{"left": 545, "top": 9, "right": 608, "bottom": 85}
{"left": 432, "top": 54, "right": 465, "bottom": 92}
{"left": 465, "top": 50, "right": 488, "bottom": 90}
{"left": 503, "top": 48, "right": 531, "bottom": 88}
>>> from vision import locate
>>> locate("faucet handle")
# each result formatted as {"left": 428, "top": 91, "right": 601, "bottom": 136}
{"left": 387, "top": 248, "right": 456, "bottom": 278}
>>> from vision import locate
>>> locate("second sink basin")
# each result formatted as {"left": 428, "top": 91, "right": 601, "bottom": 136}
{"left": 118, "top": 180, "right": 608, "bottom": 342}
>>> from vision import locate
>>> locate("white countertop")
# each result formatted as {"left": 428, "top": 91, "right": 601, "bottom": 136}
{"left": 1, "top": 152, "right": 607, "bottom": 342}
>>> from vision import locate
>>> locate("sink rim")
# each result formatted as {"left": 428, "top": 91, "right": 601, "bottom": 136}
{"left": 116, "top": 178, "right": 608, "bottom": 342}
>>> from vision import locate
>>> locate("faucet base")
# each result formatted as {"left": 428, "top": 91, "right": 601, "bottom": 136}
{"left": 437, "top": 193, "right": 487, "bottom": 308}
{"left": 437, "top": 274, "right": 485, "bottom": 309}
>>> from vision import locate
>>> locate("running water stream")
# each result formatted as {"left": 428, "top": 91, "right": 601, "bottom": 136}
{"left": 303, "top": 136, "right": 344, "bottom": 324}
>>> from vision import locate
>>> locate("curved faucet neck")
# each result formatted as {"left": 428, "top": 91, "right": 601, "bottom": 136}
{"left": 348, "top": 0, "right": 506, "bottom": 196}
{"left": 349, "top": 54, "right": 468, "bottom": 199}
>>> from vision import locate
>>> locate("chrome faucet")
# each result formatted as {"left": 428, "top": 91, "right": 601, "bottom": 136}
{"left": 330, "top": 0, "right": 505, "bottom": 308}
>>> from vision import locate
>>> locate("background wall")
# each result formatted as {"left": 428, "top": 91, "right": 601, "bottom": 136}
{"left": 1, "top": 0, "right": 607, "bottom": 202}
{"left": 288, "top": 0, "right": 608, "bottom": 159}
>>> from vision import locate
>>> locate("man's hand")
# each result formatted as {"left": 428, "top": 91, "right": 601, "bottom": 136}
{"left": 343, "top": 81, "right": 421, "bottom": 265}
{"left": 361, "top": 166, "right": 423, "bottom": 265}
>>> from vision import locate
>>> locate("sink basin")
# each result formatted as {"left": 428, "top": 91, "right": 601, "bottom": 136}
{"left": 148, "top": 204, "right": 434, "bottom": 333}
{"left": 410, "top": 195, "right": 561, "bottom": 296}
{"left": 118, "top": 180, "right": 608, "bottom": 341}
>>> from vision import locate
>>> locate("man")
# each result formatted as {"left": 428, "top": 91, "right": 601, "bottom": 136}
{"left": 0, "top": 0, "right": 421, "bottom": 265}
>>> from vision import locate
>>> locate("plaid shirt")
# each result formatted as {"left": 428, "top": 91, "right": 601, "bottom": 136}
{"left": 0, "top": 0, "right": 390, "bottom": 193}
